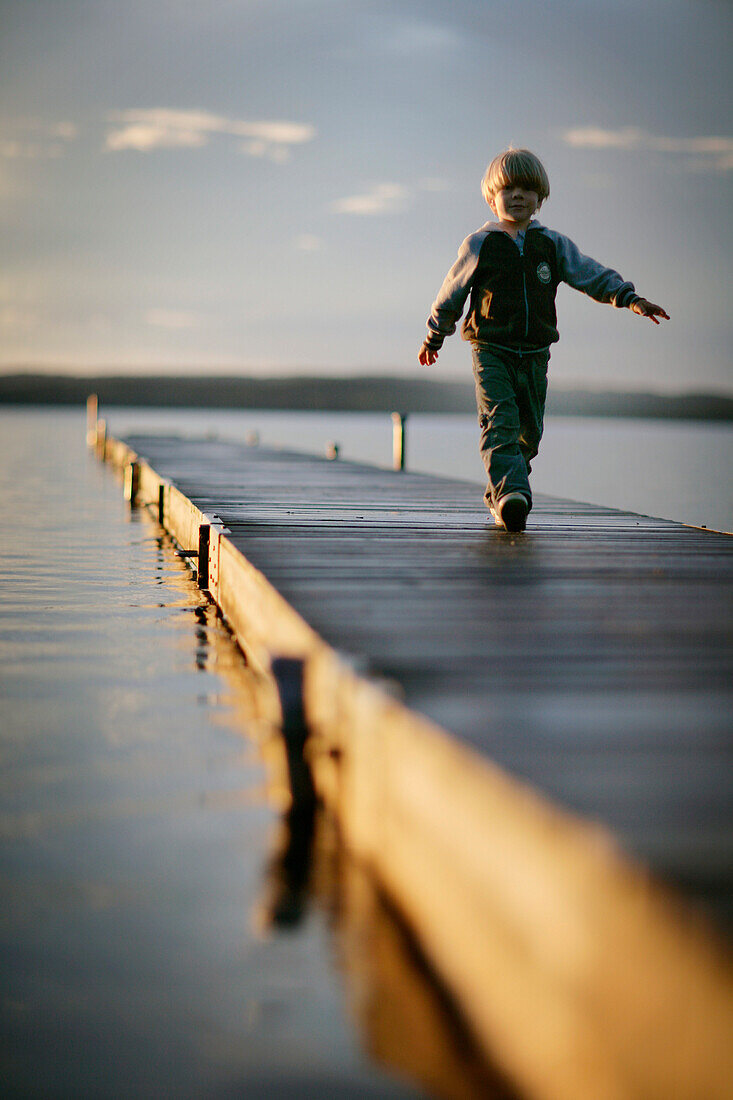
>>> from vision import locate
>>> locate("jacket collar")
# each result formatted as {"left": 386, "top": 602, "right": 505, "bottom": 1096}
{"left": 484, "top": 218, "right": 543, "bottom": 233}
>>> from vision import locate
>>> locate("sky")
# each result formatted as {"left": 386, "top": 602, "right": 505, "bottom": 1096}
{"left": 1, "top": 0, "right": 731, "bottom": 392}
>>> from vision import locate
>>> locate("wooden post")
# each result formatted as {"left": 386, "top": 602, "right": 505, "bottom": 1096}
{"left": 391, "top": 412, "right": 407, "bottom": 471}
{"left": 95, "top": 418, "right": 107, "bottom": 461}
{"left": 123, "top": 461, "right": 140, "bottom": 505}
{"left": 86, "top": 394, "right": 98, "bottom": 448}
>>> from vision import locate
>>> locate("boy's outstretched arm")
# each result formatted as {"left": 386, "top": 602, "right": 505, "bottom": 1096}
{"left": 630, "top": 298, "right": 670, "bottom": 325}
{"left": 419, "top": 232, "right": 484, "bottom": 367}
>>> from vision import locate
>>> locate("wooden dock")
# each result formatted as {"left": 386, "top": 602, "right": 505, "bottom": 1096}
{"left": 96, "top": 423, "right": 733, "bottom": 1100}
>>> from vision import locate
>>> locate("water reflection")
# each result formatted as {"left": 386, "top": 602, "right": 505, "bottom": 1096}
{"left": 169, "top": 511, "right": 514, "bottom": 1099}
{"left": 261, "top": 807, "right": 518, "bottom": 1100}
{"left": 0, "top": 414, "right": 421, "bottom": 1100}
{"left": 258, "top": 807, "right": 316, "bottom": 931}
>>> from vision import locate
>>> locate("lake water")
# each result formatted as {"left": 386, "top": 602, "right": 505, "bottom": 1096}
{"left": 0, "top": 408, "right": 431, "bottom": 1099}
{"left": 106, "top": 406, "right": 732, "bottom": 533}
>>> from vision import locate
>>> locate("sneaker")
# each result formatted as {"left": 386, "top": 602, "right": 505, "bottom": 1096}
{"left": 498, "top": 492, "right": 529, "bottom": 532}
{"left": 489, "top": 503, "right": 502, "bottom": 527}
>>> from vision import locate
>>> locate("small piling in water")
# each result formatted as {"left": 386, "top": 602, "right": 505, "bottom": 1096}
{"left": 86, "top": 393, "right": 98, "bottom": 448}
{"left": 391, "top": 411, "right": 407, "bottom": 470}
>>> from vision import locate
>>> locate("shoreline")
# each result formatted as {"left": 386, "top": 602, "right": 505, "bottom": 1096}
{"left": 1, "top": 372, "right": 732, "bottom": 420}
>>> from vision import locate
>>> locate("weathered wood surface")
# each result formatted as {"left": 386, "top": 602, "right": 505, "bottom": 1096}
{"left": 122, "top": 434, "right": 733, "bottom": 924}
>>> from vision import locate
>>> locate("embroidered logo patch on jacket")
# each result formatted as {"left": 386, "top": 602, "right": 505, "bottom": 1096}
{"left": 536, "top": 261, "right": 552, "bottom": 284}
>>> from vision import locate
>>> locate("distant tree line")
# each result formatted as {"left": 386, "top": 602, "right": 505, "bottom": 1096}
{"left": 1, "top": 372, "right": 732, "bottom": 420}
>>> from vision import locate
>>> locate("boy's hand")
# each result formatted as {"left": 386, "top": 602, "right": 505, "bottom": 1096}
{"left": 631, "top": 298, "right": 670, "bottom": 324}
{"left": 419, "top": 345, "right": 439, "bottom": 365}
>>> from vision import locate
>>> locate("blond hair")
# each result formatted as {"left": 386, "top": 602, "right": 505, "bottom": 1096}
{"left": 481, "top": 147, "right": 550, "bottom": 207}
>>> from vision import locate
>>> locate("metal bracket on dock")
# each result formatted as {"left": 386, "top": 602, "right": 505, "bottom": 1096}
{"left": 197, "top": 514, "right": 230, "bottom": 592}
{"left": 158, "top": 482, "right": 167, "bottom": 525}
{"left": 198, "top": 523, "right": 211, "bottom": 589}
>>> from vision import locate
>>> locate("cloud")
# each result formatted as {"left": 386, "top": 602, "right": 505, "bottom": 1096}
{"left": 378, "top": 20, "right": 464, "bottom": 55}
{"left": 561, "top": 127, "right": 733, "bottom": 170}
{"left": 106, "top": 124, "right": 207, "bottom": 152}
{"left": 105, "top": 108, "right": 315, "bottom": 161}
{"left": 0, "top": 141, "right": 64, "bottom": 159}
{"left": 0, "top": 120, "right": 77, "bottom": 159}
{"left": 333, "top": 183, "right": 410, "bottom": 215}
{"left": 562, "top": 126, "right": 646, "bottom": 150}
{"left": 52, "top": 122, "right": 78, "bottom": 140}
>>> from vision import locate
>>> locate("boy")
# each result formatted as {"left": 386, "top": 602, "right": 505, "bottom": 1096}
{"left": 418, "top": 148, "right": 669, "bottom": 532}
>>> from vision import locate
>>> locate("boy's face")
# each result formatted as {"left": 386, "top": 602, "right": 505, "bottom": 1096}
{"left": 489, "top": 182, "right": 540, "bottom": 229}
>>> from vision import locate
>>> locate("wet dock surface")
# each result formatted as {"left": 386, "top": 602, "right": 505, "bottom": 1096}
{"left": 123, "top": 434, "right": 733, "bottom": 928}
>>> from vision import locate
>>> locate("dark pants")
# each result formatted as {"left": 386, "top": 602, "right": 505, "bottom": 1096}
{"left": 471, "top": 343, "right": 550, "bottom": 511}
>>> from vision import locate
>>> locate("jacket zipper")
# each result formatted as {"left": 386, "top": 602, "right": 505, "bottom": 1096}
{"left": 522, "top": 263, "right": 529, "bottom": 342}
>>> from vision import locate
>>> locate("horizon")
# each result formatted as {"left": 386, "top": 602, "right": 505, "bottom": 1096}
{"left": 2, "top": 365, "right": 733, "bottom": 402}
{"left": 1, "top": 1, "right": 731, "bottom": 393}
